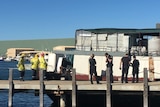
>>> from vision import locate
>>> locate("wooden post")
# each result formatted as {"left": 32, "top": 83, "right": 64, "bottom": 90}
{"left": 106, "top": 67, "right": 112, "bottom": 107}
{"left": 39, "top": 69, "right": 44, "bottom": 107}
{"left": 8, "top": 68, "right": 14, "bottom": 107}
{"left": 72, "top": 68, "right": 76, "bottom": 107}
{"left": 143, "top": 68, "right": 148, "bottom": 107}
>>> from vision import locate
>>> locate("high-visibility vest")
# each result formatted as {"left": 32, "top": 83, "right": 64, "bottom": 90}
{"left": 17, "top": 57, "right": 25, "bottom": 71}
{"left": 31, "top": 57, "right": 39, "bottom": 70}
{"left": 39, "top": 57, "right": 47, "bottom": 70}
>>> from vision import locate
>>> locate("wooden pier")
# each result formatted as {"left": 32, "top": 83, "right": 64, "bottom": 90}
{"left": 1, "top": 68, "right": 160, "bottom": 107}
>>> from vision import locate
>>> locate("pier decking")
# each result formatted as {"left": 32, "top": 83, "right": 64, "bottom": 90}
{"left": 1, "top": 68, "right": 160, "bottom": 107}
{"left": 0, "top": 80, "right": 160, "bottom": 91}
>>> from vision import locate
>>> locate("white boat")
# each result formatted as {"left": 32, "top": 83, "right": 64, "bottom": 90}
{"left": 0, "top": 57, "right": 3, "bottom": 61}
{"left": 4, "top": 57, "right": 14, "bottom": 61}
{"left": 45, "top": 28, "right": 160, "bottom": 81}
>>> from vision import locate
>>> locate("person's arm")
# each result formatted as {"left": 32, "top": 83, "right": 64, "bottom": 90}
{"left": 119, "top": 58, "right": 122, "bottom": 70}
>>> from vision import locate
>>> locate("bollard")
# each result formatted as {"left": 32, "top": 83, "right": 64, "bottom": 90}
{"left": 106, "top": 67, "right": 112, "bottom": 107}
{"left": 143, "top": 68, "right": 148, "bottom": 107}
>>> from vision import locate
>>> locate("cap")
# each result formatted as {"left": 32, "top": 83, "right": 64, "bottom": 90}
{"left": 105, "top": 52, "right": 108, "bottom": 56}
{"left": 108, "top": 55, "right": 112, "bottom": 59}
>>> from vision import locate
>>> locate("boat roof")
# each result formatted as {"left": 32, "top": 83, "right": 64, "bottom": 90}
{"left": 76, "top": 28, "right": 160, "bottom": 36}
{"left": 52, "top": 50, "right": 126, "bottom": 56}
{"left": 20, "top": 51, "right": 49, "bottom": 54}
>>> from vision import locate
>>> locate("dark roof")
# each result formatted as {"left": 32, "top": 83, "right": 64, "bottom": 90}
{"left": 77, "top": 28, "right": 160, "bottom": 36}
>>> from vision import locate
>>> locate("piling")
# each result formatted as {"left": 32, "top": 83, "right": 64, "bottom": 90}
{"left": 106, "top": 67, "right": 112, "bottom": 107}
{"left": 8, "top": 68, "right": 14, "bottom": 107}
{"left": 39, "top": 69, "right": 44, "bottom": 107}
{"left": 143, "top": 68, "right": 148, "bottom": 107}
{"left": 72, "top": 68, "right": 76, "bottom": 107}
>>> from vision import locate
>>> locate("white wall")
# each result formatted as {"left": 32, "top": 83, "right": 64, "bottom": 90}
{"left": 73, "top": 55, "right": 160, "bottom": 79}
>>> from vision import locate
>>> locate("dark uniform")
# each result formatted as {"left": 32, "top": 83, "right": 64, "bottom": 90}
{"left": 120, "top": 54, "right": 130, "bottom": 83}
{"left": 106, "top": 55, "right": 113, "bottom": 83}
{"left": 89, "top": 54, "right": 100, "bottom": 84}
{"left": 132, "top": 55, "right": 139, "bottom": 83}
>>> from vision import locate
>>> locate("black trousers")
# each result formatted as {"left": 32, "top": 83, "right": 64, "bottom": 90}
{"left": 132, "top": 72, "right": 139, "bottom": 83}
{"left": 121, "top": 67, "right": 129, "bottom": 83}
{"left": 90, "top": 66, "right": 99, "bottom": 84}
{"left": 32, "top": 69, "right": 37, "bottom": 79}
{"left": 20, "top": 71, "right": 25, "bottom": 78}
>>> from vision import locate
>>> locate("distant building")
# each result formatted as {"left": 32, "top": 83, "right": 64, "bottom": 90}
{"left": 6, "top": 48, "right": 35, "bottom": 58}
{"left": 53, "top": 46, "right": 75, "bottom": 51}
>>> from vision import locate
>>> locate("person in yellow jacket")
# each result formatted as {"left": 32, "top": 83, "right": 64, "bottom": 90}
{"left": 39, "top": 53, "right": 47, "bottom": 79}
{"left": 17, "top": 54, "right": 25, "bottom": 81}
{"left": 149, "top": 55, "right": 154, "bottom": 81}
{"left": 30, "top": 54, "right": 39, "bottom": 80}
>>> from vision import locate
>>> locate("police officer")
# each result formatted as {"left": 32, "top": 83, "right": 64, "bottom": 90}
{"left": 132, "top": 55, "right": 140, "bottom": 83}
{"left": 107, "top": 55, "right": 114, "bottom": 83}
{"left": 89, "top": 54, "right": 100, "bottom": 84}
{"left": 119, "top": 53, "right": 131, "bottom": 83}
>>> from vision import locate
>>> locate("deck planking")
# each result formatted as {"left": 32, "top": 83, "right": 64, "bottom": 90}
{"left": 1, "top": 80, "right": 160, "bottom": 91}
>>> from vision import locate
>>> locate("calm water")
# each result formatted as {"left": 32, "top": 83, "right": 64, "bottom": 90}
{"left": 0, "top": 61, "right": 53, "bottom": 107}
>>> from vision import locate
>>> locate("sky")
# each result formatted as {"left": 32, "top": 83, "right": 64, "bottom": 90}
{"left": 0, "top": 0, "right": 160, "bottom": 40}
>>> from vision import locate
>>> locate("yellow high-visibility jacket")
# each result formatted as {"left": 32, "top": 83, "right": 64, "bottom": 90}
{"left": 39, "top": 57, "right": 47, "bottom": 70}
{"left": 17, "top": 57, "right": 25, "bottom": 71}
{"left": 31, "top": 56, "right": 39, "bottom": 70}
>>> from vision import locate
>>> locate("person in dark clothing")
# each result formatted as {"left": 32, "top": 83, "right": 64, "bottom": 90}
{"left": 119, "top": 53, "right": 131, "bottom": 83}
{"left": 105, "top": 53, "right": 113, "bottom": 83}
{"left": 131, "top": 55, "right": 140, "bottom": 83}
{"left": 89, "top": 54, "right": 100, "bottom": 84}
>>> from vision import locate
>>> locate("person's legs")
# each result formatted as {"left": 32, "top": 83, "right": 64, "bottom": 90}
{"left": 125, "top": 69, "right": 129, "bottom": 83}
{"left": 43, "top": 70, "right": 47, "bottom": 80}
{"left": 110, "top": 73, "right": 113, "bottom": 83}
{"left": 32, "top": 69, "right": 37, "bottom": 80}
{"left": 20, "top": 71, "right": 25, "bottom": 81}
{"left": 90, "top": 73, "right": 93, "bottom": 84}
{"left": 149, "top": 70, "right": 154, "bottom": 81}
{"left": 132, "top": 73, "right": 135, "bottom": 83}
{"left": 136, "top": 72, "right": 139, "bottom": 83}
{"left": 94, "top": 72, "right": 100, "bottom": 84}
{"left": 125, "top": 74, "right": 128, "bottom": 83}
{"left": 151, "top": 70, "right": 154, "bottom": 81}
{"left": 121, "top": 69, "right": 125, "bottom": 83}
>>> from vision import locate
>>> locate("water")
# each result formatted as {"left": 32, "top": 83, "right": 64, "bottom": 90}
{"left": 0, "top": 61, "right": 53, "bottom": 107}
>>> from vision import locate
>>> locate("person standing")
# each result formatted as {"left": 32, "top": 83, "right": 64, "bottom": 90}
{"left": 149, "top": 55, "right": 154, "bottom": 81}
{"left": 105, "top": 53, "right": 113, "bottom": 83}
{"left": 132, "top": 55, "right": 140, "bottom": 83}
{"left": 30, "top": 54, "right": 39, "bottom": 80}
{"left": 17, "top": 54, "right": 25, "bottom": 81}
{"left": 89, "top": 54, "right": 100, "bottom": 84}
{"left": 39, "top": 53, "right": 47, "bottom": 80}
{"left": 119, "top": 53, "right": 131, "bottom": 83}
